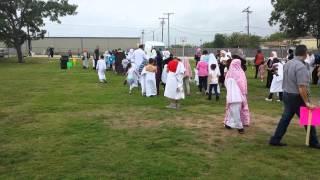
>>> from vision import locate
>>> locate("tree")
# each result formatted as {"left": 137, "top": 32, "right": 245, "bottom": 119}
{"left": 0, "top": 0, "right": 77, "bottom": 63}
{"left": 212, "top": 34, "right": 227, "bottom": 48}
{"left": 269, "top": 0, "right": 320, "bottom": 48}
{"left": 266, "top": 32, "right": 288, "bottom": 41}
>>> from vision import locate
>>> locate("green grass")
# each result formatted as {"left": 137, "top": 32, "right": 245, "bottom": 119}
{"left": 0, "top": 57, "right": 320, "bottom": 179}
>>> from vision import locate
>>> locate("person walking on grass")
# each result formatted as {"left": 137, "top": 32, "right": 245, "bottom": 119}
{"left": 197, "top": 53, "right": 209, "bottom": 94}
{"left": 269, "top": 45, "right": 320, "bottom": 149}
{"left": 266, "top": 51, "right": 277, "bottom": 88}
{"left": 224, "top": 59, "right": 250, "bottom": 134}
{"left": 94, "top": 46, "right": 100, "bottom": 70}
{"left": 254, "top": 49, "right": 265, "bottom": 79}
{"left": 164, "top": 58, "right": 185, "bottom": 109}
{"left": 208, "top": 64, "right": 220, "bottom": 101}
{"left": 182, "top": 57, "right": 192, "bottom": 96}
{"left": 96, "top": 55, "right": 107, "bottom": 83}
{"left": 258, "top": 61, "right": 266, "bottom": 82}
{"left": 265, "top": 58, "right": 284, "bottom": 102}
{"left": 141, "top": 59, "right": 157, "bottom": 97}
{"left": 126, "top": 63, "right": 139, "bottom": 94}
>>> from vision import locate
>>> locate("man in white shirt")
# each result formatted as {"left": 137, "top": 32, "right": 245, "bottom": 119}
{"left": 132, "top": 45, "right": 148, "bottom": 71}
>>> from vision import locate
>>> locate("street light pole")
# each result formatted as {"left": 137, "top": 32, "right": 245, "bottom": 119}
{"left": 159, "top": 17, "right": 167, "bottom": 43}
{"left": 164, "top": 13, "right": 174, "bottom": 48}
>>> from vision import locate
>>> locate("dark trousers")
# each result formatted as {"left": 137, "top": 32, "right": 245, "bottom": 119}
{"left": 255, "top": 65, "right": 259, "bottom": 79}
{"left": 94, "top": 59, "right": 98, "bottom": 70}
{"left": 198, "top": 76, "right": 208, "bottom": 92}
{"left": 266, "top": 71, "right": 273, "bottom": 88}
{"left": 208, "top": 84, "right": 219, "bottom": 100}
{"left": 270, "top": 92, "right": 319, "bottom": 146}
{"left": 268, "top": 92, "right": 283, "bottom": 101}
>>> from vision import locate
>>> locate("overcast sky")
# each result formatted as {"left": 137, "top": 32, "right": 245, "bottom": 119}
{"left": 44, "top": 0, "right": 279, "bottom": 45}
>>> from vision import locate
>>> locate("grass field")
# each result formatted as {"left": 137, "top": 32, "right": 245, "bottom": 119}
{"left": 0, "top": 57, "right": 320, "bottom": 179}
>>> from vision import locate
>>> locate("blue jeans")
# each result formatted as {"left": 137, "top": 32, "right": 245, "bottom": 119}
{"left": 270, "top": 92, "right": 319, "bottom": 145}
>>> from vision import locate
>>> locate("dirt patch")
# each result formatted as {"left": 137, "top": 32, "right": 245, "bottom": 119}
{"left": 63, "top": 108, "right": 282, "bottom": 145}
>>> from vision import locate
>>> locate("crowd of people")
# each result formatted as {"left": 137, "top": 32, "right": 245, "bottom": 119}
{"left": 70, "top": 44, "right": 320, "bottom": 144}
{"left": 253, "top": 45, "right": 320, "bottom": 149}
{"left": 90, "top": 45, "right": 250, "bottom": 133}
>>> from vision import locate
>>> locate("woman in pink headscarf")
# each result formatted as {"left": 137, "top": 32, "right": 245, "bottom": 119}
{"left": 224, "top": 59, "right": 250, "bottom": 134}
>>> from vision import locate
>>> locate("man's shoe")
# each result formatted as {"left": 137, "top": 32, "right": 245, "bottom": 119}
{"left": 225, "top": 125, "right": 232, "bottom": 130}
{"left": 309, "top": 144, "right": 320, "bottom": 149}
{"left": 238, "top": 129, "right": 245, "bottom": 134}
{"left": 265, "top": 98, "right": 273, "bottom": 102}
{"left": 269, "top": 142, "right": 287, "bottom": 147}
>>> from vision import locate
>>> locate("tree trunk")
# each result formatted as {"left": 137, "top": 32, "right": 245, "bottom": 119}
{"left": 15, "top": 44, "right": 24, "bottom": 63}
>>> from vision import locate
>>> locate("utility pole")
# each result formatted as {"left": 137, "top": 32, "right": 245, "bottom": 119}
{"left": 141, "top": 29, "right": 145, "bottom": 44}
{"left": 159, "top": 17, "right": 167, "bottom": 43}
{"left": 242, "top": 7, "right": 253, "bottom": 36}
{"left": 152, "top": 30, "right": 155, "bottom": 41}
{"left": 164, "top": 12, "right": 174, "bottom": 48}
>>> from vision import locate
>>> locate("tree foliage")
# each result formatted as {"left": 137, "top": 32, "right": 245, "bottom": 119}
{"left": 269, "top": 0, "right": 320, "bottom": 40}
{"left": 265, "top": 32, "right": 288, "bottom": 41}
{"left": 0, "top": 0, "right": 77, "bottom": 63}
{"left": 203, "top": 33, "right": 261, "bottom": 48}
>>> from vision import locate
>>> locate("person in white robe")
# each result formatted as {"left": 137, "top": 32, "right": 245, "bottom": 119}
{"left": 82, "top": 50, "right": 89, "bottom": 69}
{"left": 265, "top": 58, "right": 284, "bottom": 102}
{"left": 151, "top": 48, "right": 157, "bottom": 59}
{"left": 96, "top": 55, "right": 107, "bottom": 83}
{"left": 141, "top": 59, "right": 157, "bottom": 97}
{"left": 132, "top": 45, "right": 148, "bottom": 72}
{"left": 164, "top": 58, "right": 186, "bottom": 109}
{"left": 127, "top": 49, "right": 134, "bottom": 62}
{"left": 126, "top": 63, "right": 139, "bottom": 94}
{"left": 162, "top": 64, "right": 168, "bottom": 85}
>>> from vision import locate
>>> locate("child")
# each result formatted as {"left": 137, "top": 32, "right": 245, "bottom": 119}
{"left": 208, "top": 64, "right": 220, "bottom": 101}
{"left": 126, "top": 63, "right": 139, "bottom": 94}
{"left": 196, "top": 57, "right": 209, "bottom": 94}
{"left": 258, "top": 61, "right": 266, "bottom": 82}
{"left": 96, "top": 55, "right": 107, "bottom": 83}
{"left": 141, "top": 59, "right": 157, "bottom": 97}
{"left": 265, "top": 58, "right": 283, "bottom": 102}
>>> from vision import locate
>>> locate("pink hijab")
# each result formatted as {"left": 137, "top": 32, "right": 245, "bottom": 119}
{"left": 225, "top": 59, "right": 247, "bottom": 95}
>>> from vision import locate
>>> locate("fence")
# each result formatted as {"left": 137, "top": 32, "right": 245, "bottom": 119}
{"left": 169, "top": 48, "right": 300, "bottom": 58}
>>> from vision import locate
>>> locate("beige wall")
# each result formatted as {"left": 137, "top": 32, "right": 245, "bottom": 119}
{"left": 0, "top": 37, "right": 140, "bottom": 55}
{"left": 31, "top": 37, "right": 140, "bottom": 54}
{"left": 297, "top": 38, "right": 318, "bottom": 50}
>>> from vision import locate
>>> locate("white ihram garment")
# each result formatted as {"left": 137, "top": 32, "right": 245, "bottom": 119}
{"left": 270, "top": 63, "right": 283, "bottom": 93}
{"left": 164, "top": 62, "right": 186, "bottom": 100}
{"left": 225, "top": 78, "right": 244, "bottom": 129}
{"left": 96, "top": 59, "right": 107, "bottom": 81}
{"left": 141, "top": 67, "right": 157, "bottom": 97}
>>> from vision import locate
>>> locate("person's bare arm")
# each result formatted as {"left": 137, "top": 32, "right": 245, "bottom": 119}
{"left": 298, "top": 85, "right": 315, "bottom": 109}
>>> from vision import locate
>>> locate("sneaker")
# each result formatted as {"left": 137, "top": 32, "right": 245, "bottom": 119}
{"left": 225, "top": 125, "right": 232, "bottom": 130}
{"left": 276, "top": 100, "right": 282, "bottom": 102}
{"left": 265, "top": 98, "right": 272, "bottom": 102}
{"left": 309, "top": 144, "right": 320, "bottom": 149}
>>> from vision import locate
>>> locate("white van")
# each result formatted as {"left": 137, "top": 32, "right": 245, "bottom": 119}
{"left": 144, "top": 41, "right": 166, "bottom": 58}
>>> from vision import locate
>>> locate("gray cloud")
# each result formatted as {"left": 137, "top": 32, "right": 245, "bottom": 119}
{"left": 44, "top": 0, "right": 278, "bottom": 45}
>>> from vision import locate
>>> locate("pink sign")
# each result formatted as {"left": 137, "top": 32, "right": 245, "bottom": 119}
{"left": 300, "top": 107, "right": 320, "bottom": 126}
